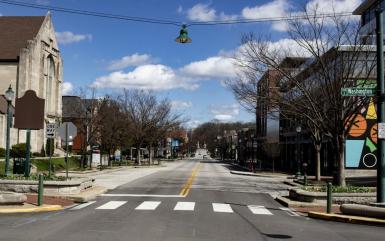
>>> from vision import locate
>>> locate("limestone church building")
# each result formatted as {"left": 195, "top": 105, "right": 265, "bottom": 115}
{"left": 0, "top": 13, "right": 62, "bottom": 153}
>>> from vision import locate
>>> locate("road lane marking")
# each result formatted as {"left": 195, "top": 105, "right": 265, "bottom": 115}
{"left": 71, "top": 201, "right": 96, "bottom": 210}
{"left": 248, "top": 205, "right": 273, "bottom": 215}
{"left": 174, "top": 202, "right": 195, "bottom": 211}
{"left": 135, "top": 201, "right": 161, "bottom": 210}
{"left": 212, "top": 203, "right": 233, "bottom": 213}
{"left": 179, "top": 162, "right": 202, "bottom": 197}
{"left": 101, "top": 194, "right": 183, "bottom": 198}
{"left": 96, "top": 201, "right": 127, "bottom": 210}
{"left": 279, "top": 207, "right": 300, "bottom": 216}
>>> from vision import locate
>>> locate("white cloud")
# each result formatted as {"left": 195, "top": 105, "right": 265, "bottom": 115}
{"left": 242, "top": 0, "right": 291, "bottom": 31}
{"left": 171, "top": 100, "right": 193, "bottom": 110}
{"left": 185, "top": 120, "right": 201, "bottom": 129}
{"left": 107, "top": 53, "right": 154, "bottom": 70}
{"left": 306, "top": 0, "right": 361, "bottom": 14}
{"left": 181, "top": 56, "right": 237, "bottom": 80}
{"left": 56, "top": 31, "right": 92, "bottom": 44}
{"left": 187, "top": 3, "right": 237, "bottom": 22}
{"left": 62, "top": 82, "right": 73, "bottom": 95}
{"left": 92, "top": 64, "right": 199, "bottom": 91}
{"left": 211, "top": 104, "right": 240, "bottom": 121}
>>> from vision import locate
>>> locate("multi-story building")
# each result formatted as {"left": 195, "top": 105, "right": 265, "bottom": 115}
{"left": 0, "top": 13, "right": 62, "bottom": 153}
{"left": 353, "top": 0, "right": 384, "bottom": 44}
{"left": 255, "top": 57, "right": 307, "bottom": 171}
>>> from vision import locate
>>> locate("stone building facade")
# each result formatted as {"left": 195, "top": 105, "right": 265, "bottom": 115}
{"left": 0, "top": 13, "right": 62, "bottom": 153}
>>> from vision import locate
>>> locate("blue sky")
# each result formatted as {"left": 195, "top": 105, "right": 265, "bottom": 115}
{"left": 0, "top": 0, "right": 362, "bottom": 128}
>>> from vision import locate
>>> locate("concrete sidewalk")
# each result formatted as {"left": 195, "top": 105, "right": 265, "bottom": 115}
{"left": 230, "top": 170, "right": 289, "bottom": 178}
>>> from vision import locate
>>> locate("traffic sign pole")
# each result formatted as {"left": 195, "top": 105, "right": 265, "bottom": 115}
{"left": 65, "top": 123, "right": 69, "bottom": 181}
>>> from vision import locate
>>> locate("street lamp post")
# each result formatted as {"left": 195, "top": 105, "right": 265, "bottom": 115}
{"left": 4, "top": 85, "right": 14, "bottom": 176}
{"left": 376, "top": 8, "right": 385, "bottom": 203}
{"left": 295, "top": 126, "right": 302, "bottom": 178}
{"left": 251, "top": 133, "right": 255, "bottom": 173}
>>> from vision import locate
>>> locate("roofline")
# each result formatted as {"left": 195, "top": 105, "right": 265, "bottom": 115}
{"left": 353, "top": 0, "right": 377, "bottom": 15}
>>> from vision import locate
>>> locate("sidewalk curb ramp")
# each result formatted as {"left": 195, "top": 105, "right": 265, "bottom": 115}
{"left": 0, "top": 204, "right": 63, "bottom": 214}
{"left": 45, "top": 185, "right": 108, "bottom": 203}
{"left": 308, "top": 211, "right": 385, "bottom": 226}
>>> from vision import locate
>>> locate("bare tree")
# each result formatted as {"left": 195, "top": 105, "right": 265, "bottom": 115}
{"left": 230, "top": 6, "right": 376, "bottom": 185}
{"left": 119, "top": 90, "right": 182, "bottom": 165}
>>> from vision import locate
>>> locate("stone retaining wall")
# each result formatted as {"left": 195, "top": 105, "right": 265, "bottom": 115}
{"left": 289, "top": 188, "right": 376, "bottom": 205}
{"left": 0, "top": 178, "right": 94, "bottom": 195}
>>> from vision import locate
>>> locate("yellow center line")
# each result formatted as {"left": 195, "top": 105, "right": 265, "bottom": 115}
{"left": 179, "top": 162, "right": 202, "bottom": 197}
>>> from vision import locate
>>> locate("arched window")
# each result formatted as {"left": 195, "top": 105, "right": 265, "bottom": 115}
{"left": 46, "top": 56, "right": 55, "bottom": 113}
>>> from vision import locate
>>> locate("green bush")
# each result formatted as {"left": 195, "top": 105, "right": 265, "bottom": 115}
{"left": 11, "top": 143, "right": 29, "bottom": 158}
{"left": 32, "top": 152, "right": 45, "bottom": 157}
{"left": 0, "top": 148, "right": 5, "bottom": 158}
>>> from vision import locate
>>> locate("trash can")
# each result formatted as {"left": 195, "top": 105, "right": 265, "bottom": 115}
{"left": 13, "top": 159, "right": 24, "bottom": 174}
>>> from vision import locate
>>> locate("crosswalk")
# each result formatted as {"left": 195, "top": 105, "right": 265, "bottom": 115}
{"left": 70, "top": 200, "right": 300, "bottom": 217}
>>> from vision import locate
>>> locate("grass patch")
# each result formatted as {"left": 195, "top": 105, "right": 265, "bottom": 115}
{"left": 303, "top": 185, "right": 374, "bottom": 193}
{"left": 31, "top": 157, "right": 80, "bottom": 172}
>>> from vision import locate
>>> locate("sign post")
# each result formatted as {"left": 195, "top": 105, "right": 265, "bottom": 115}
{"left": 46, "top": 123, "right": 56, "bottom": 177}
{"left": 341, "top": 87, "right": 376, "bottom": 96}
{"left": 57, "top": 122, "right": 77, "bottom": 180}
{"left": 13, "top": 90, "right": 45, "bottom": 177}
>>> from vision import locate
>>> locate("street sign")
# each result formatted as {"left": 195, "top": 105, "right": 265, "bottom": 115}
{"left": 341, "top": 88, "right": 375, "bottom": 96}
{"left": 46, "top": 123, "right": 56, "bottom": 139}
{"left": 379, "top": 123, "right": 385, "bottom": 139}
{"left": 57, "top": 122, "right": 77, "bottom": 140}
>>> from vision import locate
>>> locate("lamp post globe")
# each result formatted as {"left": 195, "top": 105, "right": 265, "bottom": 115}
{"left": 5, "top": 85, "right": 14, "bottom": 102}
{"left": 295, "top": 125, "right": 302, "bottom": 178}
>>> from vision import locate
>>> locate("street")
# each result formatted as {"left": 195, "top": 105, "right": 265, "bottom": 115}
{"left": 1, "top": 159, "right": 384, "bottom": 241}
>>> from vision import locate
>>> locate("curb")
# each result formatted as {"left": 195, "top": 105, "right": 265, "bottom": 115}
{"left": 308, "top": 211, "right": 385, "bottom": 226}
{"left": 229, "top": 170, "right": 288, "bottom": 178}
{"left": 0, "top": 204, "right": 63, "bottom": 214}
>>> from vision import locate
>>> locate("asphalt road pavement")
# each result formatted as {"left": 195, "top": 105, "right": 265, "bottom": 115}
{"left": 1, "top": 159, "right": 384, "bottom": 241}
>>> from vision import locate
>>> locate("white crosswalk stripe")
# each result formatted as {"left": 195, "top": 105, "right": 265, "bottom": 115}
{"left": 212, "top": 203, "right": 233, "bottom": 213}
{"left": 279, "top": 207, "right": 300, "bottom": 216}
{"left": 248, "top": 205, "right": 273, "bottom": 215}
{"left": 71, "top": 201, "right": 96, "bottom": 210}
{"left": 135, "top": 201, "right": 161, "bottom": 210}
{"left": 174, "top": 202, "right": 195, "bottom": 211}
{"left": 71, "top": 200, "right": 298, "bottom": 218}
{"left": 96, "top": 201, "right": 127, "bottom": 210}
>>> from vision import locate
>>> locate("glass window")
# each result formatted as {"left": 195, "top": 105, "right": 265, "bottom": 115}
{"left": 46, "top": 57, "right": 55, "bottom": 113}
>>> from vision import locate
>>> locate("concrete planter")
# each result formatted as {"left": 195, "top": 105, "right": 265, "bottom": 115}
{"left": 289, "top": 188, "right": 376, "bottom": 205}
{"left": 0, "top": 178, "right": 94, "bottom": 195}
{"left": 0, "top": 192, "right": 27, "bottom": 205}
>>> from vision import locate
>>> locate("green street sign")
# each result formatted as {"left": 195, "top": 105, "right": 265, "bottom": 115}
{"left": 341, "top": 88, "right": 376, "bottom": 96}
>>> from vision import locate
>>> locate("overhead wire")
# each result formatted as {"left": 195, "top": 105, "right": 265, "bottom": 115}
{"left": 0, "top": 0, "right": 355, "bottom": 27}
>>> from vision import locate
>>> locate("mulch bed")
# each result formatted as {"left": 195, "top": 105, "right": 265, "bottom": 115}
{"left": 26, "top": 194, "right": 75, "bottom": 207}
{"left": 294, "top": 206, "right": 341, "bottom": 214}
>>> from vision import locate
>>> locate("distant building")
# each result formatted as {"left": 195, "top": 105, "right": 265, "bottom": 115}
{"left": 0, "top": 13, "right": 62, "bottom": 153}
{"left": 62, "top": 96, "right": 98, "bottom": 153}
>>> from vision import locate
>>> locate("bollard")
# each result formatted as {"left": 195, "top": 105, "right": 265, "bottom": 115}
{"left": 326, "top": 182, "right": 332, "bottom": 213}
{"left": 304, "top": 174, "right": 308, "bottom": 186}
{"left": 38, "top": 173, "right": 44, "bottom": 206}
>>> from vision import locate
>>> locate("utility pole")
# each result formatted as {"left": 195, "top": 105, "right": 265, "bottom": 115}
{"left": 376, "top": 8, "right": 385, "bottom": 203}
